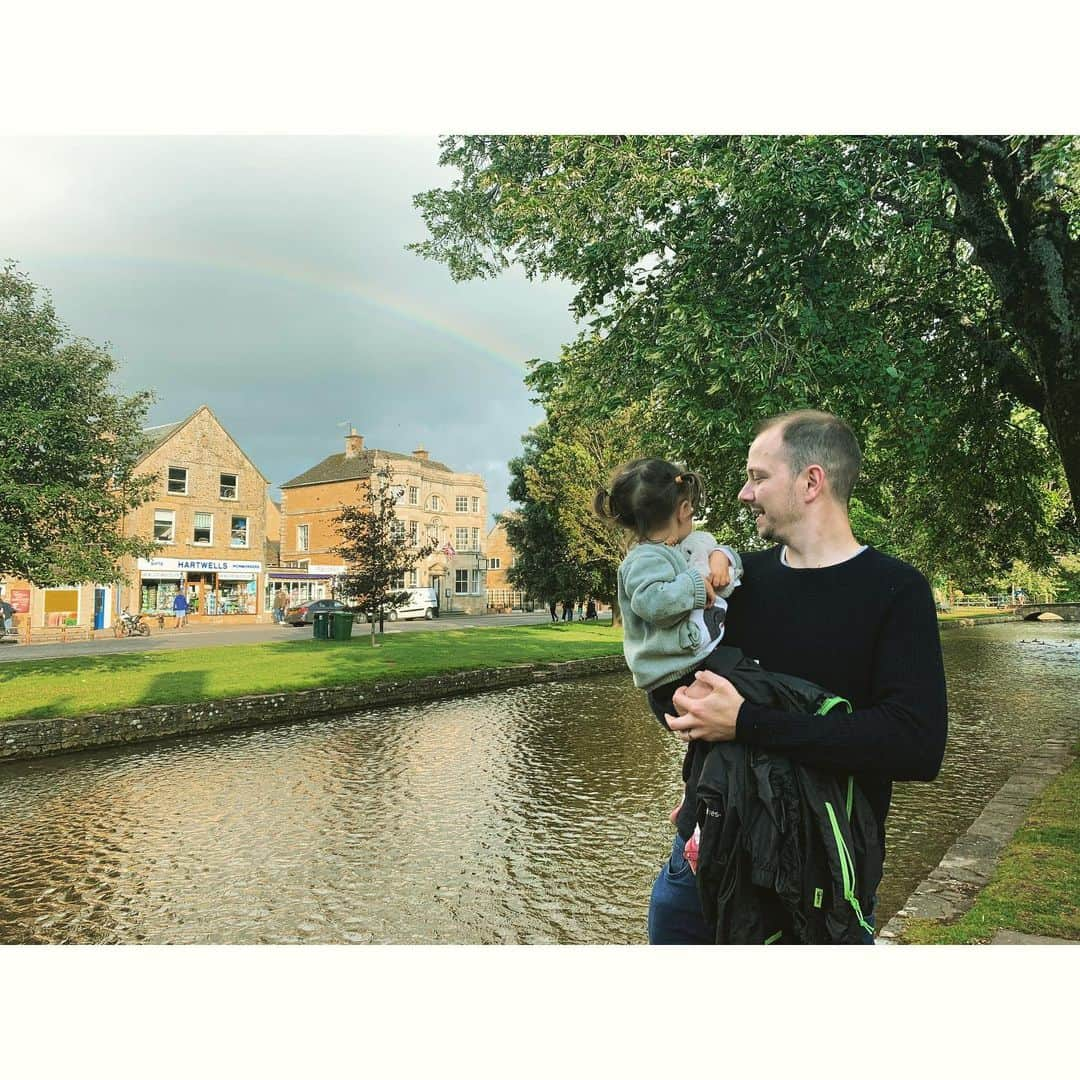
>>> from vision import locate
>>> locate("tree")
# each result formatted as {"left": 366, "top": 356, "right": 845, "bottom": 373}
{"left": 411, "top": 136, "right": 1079, "bottom": 577}
{"left": 0, "top": 262, "right": 157, "bottom": 586}
{"left": 502, "top": 426, "right": 584, "bottom": 608}
{"left": 333, "top": 463, "right": 436, "bottom": 645}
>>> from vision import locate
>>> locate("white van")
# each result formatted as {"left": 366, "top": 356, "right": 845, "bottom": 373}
{"left": 386, "top": 587, "right": 438, "bottom": 621}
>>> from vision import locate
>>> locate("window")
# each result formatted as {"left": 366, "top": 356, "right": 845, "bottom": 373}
{"left": 470, "top": 569, "right": 482, "bottom": 594}
{"left": 390, "top": 573, "right": 405, "bottom": 589}
{"left": 430, "top": 494, "right": 442, "bottom": 511}
{"left": 193, "top": 512, "right": 213, "bottom": 544}
{"left": 455, "top": 527, "right": 469, "bottom": 549}
{"left": 455, "top": 496, "right": 469, "bottom": 513}
{"left": 297, "top": 524, "right": 309, "bottom": 552}
{"left": 408, "top": 521, "right": 419, "bottom": 544}
{"left": 153, "top": 509, "right": 175, "bottom": 544}
{"left": 408, "top": 570, "right": 418, "bottom": 587}
{"left": 455, "top": 569, "right": 469, "bottom": 594}
{"left": 471, "top": 528, "right": 479, "bottom": 548}
{"left": 471, "top": 496, "right": 479, "bottom": 513}
{"left": 167, "top": 466, "right": 188, "bottom": 494}
{"left": 391, "top": 519, "right": 406, "bottom": 543}
{"left": 230, "top": 516, "right": 249, "bottom": 548}
{"left": 489, "top": 557, "right": 501, "bottom": 570}
{"left": 220, "top": 473, "right": 238, "bottom": 499}
{"left": 408, "top": 486, "right": 418, "bottom": 505}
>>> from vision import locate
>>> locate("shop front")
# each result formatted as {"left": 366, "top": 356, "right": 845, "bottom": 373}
{"left": 264, "top": 567, "right": 339, "bottom": 611}
{"left": 136, "top": 558, "right": 264, "bottom": 623}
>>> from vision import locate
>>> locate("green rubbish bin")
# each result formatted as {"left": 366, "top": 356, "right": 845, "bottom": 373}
{"left": 312, "top": 611, "right": 332, "bottom": 639}
{"left": 331, "top": 610, "right": 354, "bottom": 641}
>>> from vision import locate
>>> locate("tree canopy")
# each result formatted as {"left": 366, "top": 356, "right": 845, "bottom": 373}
{"left": 412, "top": 136, "right": 1079, "bottom": 578}
{"left": 0, "top": 262, "right": 157, "bottom": 586}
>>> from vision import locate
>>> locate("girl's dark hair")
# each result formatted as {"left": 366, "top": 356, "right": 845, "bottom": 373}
{"left": 594, "top": 458, "right": 705, "bottom": 539}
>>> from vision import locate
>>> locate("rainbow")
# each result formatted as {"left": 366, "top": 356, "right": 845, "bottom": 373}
{"left": 45, "top": 243, "right": 544, "bottom": 373}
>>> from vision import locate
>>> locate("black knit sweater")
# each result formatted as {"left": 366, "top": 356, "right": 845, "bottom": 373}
{"left": 674, "top": 546, "right": 948, "bottom": 844}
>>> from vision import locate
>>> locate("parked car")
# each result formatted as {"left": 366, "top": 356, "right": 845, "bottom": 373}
{"left": 355, "top": 587, "right": 438, "bottom": 622}
{"left": 284, "top": 598, "right": 350, "bottom": 626}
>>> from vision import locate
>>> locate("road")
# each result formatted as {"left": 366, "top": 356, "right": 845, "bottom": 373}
{"left": 0, "top": 611, "right": 565, "bottom": 664}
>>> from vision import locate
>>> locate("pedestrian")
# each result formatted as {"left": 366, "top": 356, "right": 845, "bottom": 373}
{"left": 585, "top": 598, "right": 597, "bottom": 621}
{"left": 562, "top": 598, "right": 574, "bottom": 622}
{"left": 576, "top": 600, "right": 585, "bottom": 620}
{"left": 647, "top": 410, "right": 948, "bottom": 945}
{"left": 172, "top": 590, "right": 188, "bottom": 629}
{"left": 273, "top": 587, "right": 289, "bottom": 625}
{"left": 549, "top": 600, "right": 558, "bottom": 623}
{"left": 0, "top": 597, "right": 15, "bottom": 636}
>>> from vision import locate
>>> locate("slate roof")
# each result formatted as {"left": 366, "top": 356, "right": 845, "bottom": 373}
{"left": 280, "top": 448, "right": 453, "bottom": 489}
{"left": 139, "top": 421, "right": 185, "bottom": 457}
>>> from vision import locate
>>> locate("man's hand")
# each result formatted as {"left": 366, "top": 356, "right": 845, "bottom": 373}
{"left": 708, "top": 549, "right": 732, "bottom": 591}
{"left": 703, "top": 576, "right": 716, "bottom": 605}
{"left": 665, "top": 669, "right": 745, "bottom": 744}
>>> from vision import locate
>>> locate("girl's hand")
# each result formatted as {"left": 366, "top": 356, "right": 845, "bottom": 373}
{"left": 708, "top": 549, "right": 731, "bottom": 590}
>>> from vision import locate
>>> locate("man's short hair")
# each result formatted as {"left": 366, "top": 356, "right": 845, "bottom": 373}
{"left": 755, "top": 410, "right": 862, "bottom": 505}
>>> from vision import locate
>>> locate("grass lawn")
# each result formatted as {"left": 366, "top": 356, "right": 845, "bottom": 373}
{"left": 0, "top": 622, "right": 625, "bottom": 724}
{"left": 901, "top": 742, "right": 1080, "bottom": 944}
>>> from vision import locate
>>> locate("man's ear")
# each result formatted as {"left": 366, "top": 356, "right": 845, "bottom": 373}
{"left": 804, "top": 464, "right": 827, "bottom": 502}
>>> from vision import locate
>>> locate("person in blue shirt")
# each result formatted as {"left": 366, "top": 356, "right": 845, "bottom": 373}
{"left": 172, "top": 590, "right": 189, "bottom": 629}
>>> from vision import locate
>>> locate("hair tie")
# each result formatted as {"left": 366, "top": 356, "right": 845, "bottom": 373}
{"left": 674, "top": 474, "right": 683, "bottom": 484}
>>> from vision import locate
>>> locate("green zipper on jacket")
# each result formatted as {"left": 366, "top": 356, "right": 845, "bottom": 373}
{"left": 824, "top": 800, "right": 875, "bottom": 937}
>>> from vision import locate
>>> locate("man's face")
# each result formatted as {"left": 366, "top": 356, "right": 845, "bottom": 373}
{"left": 738, "top": 426, "right": 801, "bottom": 543}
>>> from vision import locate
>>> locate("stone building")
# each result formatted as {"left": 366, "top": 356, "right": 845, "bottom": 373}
{"left": 483, "top": 517, "right": 531, "bottom": 611}
{"left": 278, "top": 429, "right": 489, "bottom": 614}
{"left": 118, "top": 405, "right": 271, "bottom": 624}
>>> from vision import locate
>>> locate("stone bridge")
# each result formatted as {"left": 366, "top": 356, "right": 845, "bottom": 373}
{"left": 1016, "top": 602, "right": 1080, "bottom": 622}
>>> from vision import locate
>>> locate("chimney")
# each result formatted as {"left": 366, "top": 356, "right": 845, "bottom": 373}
{"left": 413, "top": 445, "right": 430, "bottom": 461}
{"left": 344, "top": 427, "right": 364, "bottom": 458}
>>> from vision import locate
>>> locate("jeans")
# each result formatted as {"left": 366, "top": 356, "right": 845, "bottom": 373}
{"left": 647, "top": 833, "right": 876, "bottom": 945}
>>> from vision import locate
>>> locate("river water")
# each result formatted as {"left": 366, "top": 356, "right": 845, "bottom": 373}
{"left": 1, "top": 621, "right": 1077, "bottom": 944}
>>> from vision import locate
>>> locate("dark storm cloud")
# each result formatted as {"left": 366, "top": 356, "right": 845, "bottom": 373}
{"left": 1, "top": 136, "right": 579, "bottom": 520}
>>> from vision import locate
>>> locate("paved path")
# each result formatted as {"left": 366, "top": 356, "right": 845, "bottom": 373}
{"left": 0, "top": 611, "right": 565, "bottom": 664}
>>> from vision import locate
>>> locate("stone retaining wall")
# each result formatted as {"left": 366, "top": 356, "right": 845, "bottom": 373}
{"left": 0, "top": 654, "right": 629, "bottom": 764}
{"left": 878, "top": 731, "right": 1077, "bottom": 943}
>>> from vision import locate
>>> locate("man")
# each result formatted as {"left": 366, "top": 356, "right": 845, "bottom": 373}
{"left": 649, "top": 410, "right": 948, "bottom": 944}
{"left": 171, "top": 589, "right": 188, "bottom": 629}
{"left": 274, "top": 587, "right": 289, "bottom": 625}
{"left": 0, "top": 596, "right": 15, "bottom": 636}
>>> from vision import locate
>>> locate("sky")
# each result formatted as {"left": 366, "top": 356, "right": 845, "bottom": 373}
{"left": 1, "top": 136, "right": 580, "bottom": 523}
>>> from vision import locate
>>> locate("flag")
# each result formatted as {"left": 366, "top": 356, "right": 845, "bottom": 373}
{"left": 442, "top": 542, "right": 456, "bottom": 558}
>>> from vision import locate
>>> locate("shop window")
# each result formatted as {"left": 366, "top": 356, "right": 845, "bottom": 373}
{"left": 44, "top": 587, "right": 79, "bottom": 627}
{"left": 154, "top": 509, "right": 176, "bottom": 544}
{"left": 193, "top": 512, "right": 213, "bottom": 544}
{"left": 220, "top": 473, "right": 238, "bottom": 500}
{"left": 231, "top": 516, "right": 249, "bottom": 548}
{"left": 455, "top": 496, "right": 468, "bottom": 513}
{"left": 455, "top": 569, "right": 469, "bottom": 594}
{"left": 408, "top": 486, "right": 418, "bottom": 505}
{"left": 455, "top": 527, "right": 469, "bottom": 549}
{"left": 168, "top": 466, "right": 188, "bottom": 495}
{"left": 297, "top": 524, "right": 309, "bottom": 552}
{"left": 489, "top": 557, "right": 501, "bottom": 570}
{"left": 471, "top": 496, "right": 479, "bottom": 513}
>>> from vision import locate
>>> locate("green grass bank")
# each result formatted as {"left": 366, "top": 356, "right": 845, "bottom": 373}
{"left": 901, "top": 741, "right": 1080, "bottom": 944}
{"left": 1, "top": 623, "right": 624, "bottom": 724}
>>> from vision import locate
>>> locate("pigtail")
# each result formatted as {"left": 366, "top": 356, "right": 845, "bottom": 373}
{"left": 593, "top": 487, "right": 615, "bottom": 521}
{"left": 677, "top": 470, "right": 706, "bottom": 512}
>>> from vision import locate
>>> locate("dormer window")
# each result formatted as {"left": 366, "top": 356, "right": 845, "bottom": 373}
{"left": 168, "top": 466, "right": 188, "bottom": 495}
